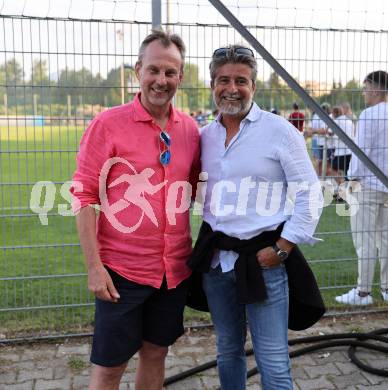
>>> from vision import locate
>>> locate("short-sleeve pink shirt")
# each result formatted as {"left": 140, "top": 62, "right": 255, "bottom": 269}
{"left": 71, "top": 93, "right": 200, "bottom": 289}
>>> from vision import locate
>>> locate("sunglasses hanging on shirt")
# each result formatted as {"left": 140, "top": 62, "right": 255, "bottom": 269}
{"left": 159, "top": 130, "right": 171, "bottom": 166}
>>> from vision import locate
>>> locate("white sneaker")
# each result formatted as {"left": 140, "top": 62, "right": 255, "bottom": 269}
{"left": 382, "top": 290, "right": 388, "bottom": 302}
{"left": 335, "top": 288, "right": 373, "bottom": 305}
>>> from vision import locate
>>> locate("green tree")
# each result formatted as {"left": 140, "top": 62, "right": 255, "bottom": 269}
{"left": 55, "top": 67, "right": 107, "bottom": 106}
{"left": 31, "top": 59, "right": 50, "bottom": 86}
{"left": 0, "top": 58, "right": 24, "bottom": 107}
{"left": 268, "top": 72, "right": 282, "bottom": 90}
{"left": 319, "top": 78, "right": 362, "bottom": 114}
{"left": 101, "top": 66, "right": 137, "bottom": 107}
{"left": 179, "top": 63, "right": 211, "bottom": 112}
{"left": 30, "top": 59, "right": 53, "bottom": 106}
{"left": 344, "top": 79, "right": 362, "bottom": 113}
{"left": 255, "top": 72, "right": 296, "bottom": 113}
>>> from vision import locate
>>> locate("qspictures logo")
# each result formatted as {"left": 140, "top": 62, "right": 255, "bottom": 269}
{"left": 99, "top": 157, "right": 167, "bottom": 233}
{"left": 29, "top": 157, "right": 362, "bottom": 232}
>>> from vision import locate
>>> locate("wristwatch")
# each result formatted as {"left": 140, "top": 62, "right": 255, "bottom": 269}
{"left": 272, "top": 243, "right": 289, "bottom": 262}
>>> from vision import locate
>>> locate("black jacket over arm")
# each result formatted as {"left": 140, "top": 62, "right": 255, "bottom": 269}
{"left": 186, "top": 221, "right": 325, "bottom": 331}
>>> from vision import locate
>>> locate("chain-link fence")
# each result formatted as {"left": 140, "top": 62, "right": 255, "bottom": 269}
{"left": 1, "top": 0, "right": 387, "bottom": 341}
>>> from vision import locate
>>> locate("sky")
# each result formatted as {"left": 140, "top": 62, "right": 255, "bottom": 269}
{"left": 1, "top": 0, "right": 388, "bottom": 29}
{"left": 1, "top": 0, "right": 388, "bottom": 30}
{"left": 1, "top": 0, "right": 387, "bottom": 85}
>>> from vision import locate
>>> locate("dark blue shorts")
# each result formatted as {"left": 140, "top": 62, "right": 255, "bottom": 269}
{"left": 90, "top": 267, "right": 188, "bottom": 367}
{"left": 331, "top": 154, "right": 351, "bottom": 173}
{"left": 327, "top": 148, "right": 335, "bottom": 161}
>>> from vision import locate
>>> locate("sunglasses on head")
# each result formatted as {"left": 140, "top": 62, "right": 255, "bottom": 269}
{"left": 212, "top": 46, "right": 254, "bottom": 59}
{"left": 159, "top": 130, "right": 171, "bottom": 166}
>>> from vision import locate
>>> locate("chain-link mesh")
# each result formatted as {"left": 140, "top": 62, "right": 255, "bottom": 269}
{"left": 1, "top": 0, "right": 387, "bottom": 341}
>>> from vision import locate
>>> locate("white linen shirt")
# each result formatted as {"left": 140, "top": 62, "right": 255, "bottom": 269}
{"left": 348, "top": 102, "right": 388, "bottom": 193}
{"left": 200, "top": 103, "right": 323, "bottom": 272}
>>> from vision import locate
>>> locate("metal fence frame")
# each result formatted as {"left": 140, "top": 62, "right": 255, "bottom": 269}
{"left": 1, "top": 1, "right": 388, "bottom": 342}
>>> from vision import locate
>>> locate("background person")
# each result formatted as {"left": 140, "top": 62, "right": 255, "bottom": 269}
{"left": 207, "top": 108, "right": 219, "bottom": 122}
{"left": 71, "top": 29, "right": 200, "bottom": 389}
{"left": 330, "top": 105, "right": 354, "bottom": 185}
{"left": 340, "top": 101, "right": 358, "bottom": 133}
{"left": 307, "top": 103, "right": 333, "bottom": 176}
{"left": 195, "top": 110, "right": 207, "bottom": 126}
{"left": 288, "top": 102, "right": 305, "bottom": 132}
{"left": 335, "top": 70, "right": 388, "bottom": 306}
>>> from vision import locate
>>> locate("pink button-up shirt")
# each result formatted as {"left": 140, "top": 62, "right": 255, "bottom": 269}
{"left": 71, "top": 93, "right": 200, "bottom": 289}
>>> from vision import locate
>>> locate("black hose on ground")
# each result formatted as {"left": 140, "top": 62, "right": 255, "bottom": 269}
{"left": 163, "top": 328, "right": 388, "bottom": 386}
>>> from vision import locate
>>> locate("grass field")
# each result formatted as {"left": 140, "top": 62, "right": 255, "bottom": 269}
{"left": 0, "top": 125, "right": 386, "bottom": 338}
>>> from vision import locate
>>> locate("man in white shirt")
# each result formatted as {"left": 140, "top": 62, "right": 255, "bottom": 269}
{"left": 330, "top": 106, "right": 354, "bottom": 183}
{"left": 308, "top": 103, "right": 333, "bottom": 176}
{"left": 340, "top": 101, "right": 357, "bottom": 130}
{"left": 198, "top": 45, "right": 323, "bottom": 390}
{"left": 336, "top": 70, "right": 388, "bottom": 306}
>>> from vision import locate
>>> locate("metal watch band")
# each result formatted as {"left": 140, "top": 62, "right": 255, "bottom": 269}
{"left": 272, "top": 243, "right": 289, "bottom": 261}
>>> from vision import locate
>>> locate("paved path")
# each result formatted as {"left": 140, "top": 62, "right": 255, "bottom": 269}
{"left": 1, "top": 313, "right": 388, "bottom": 389}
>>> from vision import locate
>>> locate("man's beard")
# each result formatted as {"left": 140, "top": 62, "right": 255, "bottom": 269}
{"left": 214, "top": 92, "right": 252, "bottom": 116}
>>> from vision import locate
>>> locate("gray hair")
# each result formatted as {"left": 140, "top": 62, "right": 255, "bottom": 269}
{"left": 137, "top": 29, "right": 186, "bottom": 69}
{"left": 340, "top": 101, "right": 351, "bottom": 111}
{"left": 321, "top": 102, "right": 331, "bottom": 114}
{"left": 209, "top": 45, "right": 257, "bottom": 84}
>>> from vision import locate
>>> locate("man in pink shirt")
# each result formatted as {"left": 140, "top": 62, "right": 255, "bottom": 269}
{"left": 71, "top": 29, "right": 200, "bottom": 389}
